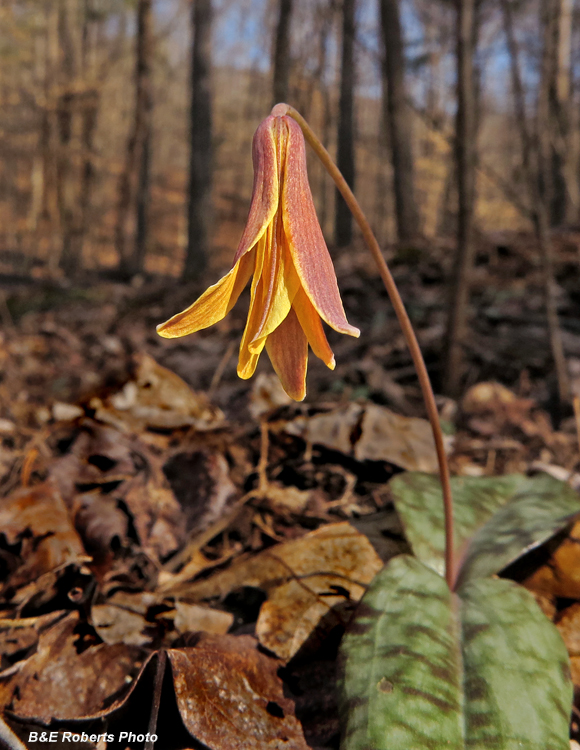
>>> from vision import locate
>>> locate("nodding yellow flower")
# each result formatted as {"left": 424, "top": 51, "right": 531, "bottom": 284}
{"left": 156, "top": 107, "right": 360, "bottom": 401}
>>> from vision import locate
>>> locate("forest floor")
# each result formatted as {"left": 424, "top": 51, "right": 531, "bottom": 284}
{"left": 1, "top": 230, "right": 580, "bottom": 749}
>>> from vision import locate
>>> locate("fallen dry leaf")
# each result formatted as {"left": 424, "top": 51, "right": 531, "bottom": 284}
{"left": 73, "top": 492, "right": 129, "bottom": 559}
{"left": 91, "top": 353, "right": 224, "bottom": 431}
{"left": 122, "top": 475, "right": 186, "bottom": 560}
{"left": 175, "top": 523, "right": 382, "bottom": 661}
{"left": 462, "top": 381, "right": 553, "bottom": 441}
{"left": 283, "top": 402, "right": 450, "bottom": 472}
{"left": 523, "top": 520, "right": 580, "bottom": 599}
{"left": 0, "top": 612, "right": 140, "bottom": 722}
{"left": 91, "top": 604, "right": 152, "bottom": 647}
{"left": 285, "top": 403, "right": 362, "bottom": 456}
{"left": 250, "top": 373, "right": 293, "bottom": 419}
{"left": 0, "top": 484, "right": 85, "bottom": 595}
{"left": 354, "top": 403, "right": 451, "bottom": 472}
{"left": 257, "top": 575, "right": 358, "bottom": 661}
{"left": 173, "top": 601, "right": 233, "bottom": 635}
{"left": 167, "top": 634, "right": 309, "bottom": 750}
{"left": 265, "top": 482, "right": 312, "bottom": 514}
{"left": 162, "top": 448, "right": 237, "bottom": 537}
{"left": 556, "top": 602, "right": 580, "bottom": 656}
{"left": 0, "top": 611, "right": 66, "bottom": 665}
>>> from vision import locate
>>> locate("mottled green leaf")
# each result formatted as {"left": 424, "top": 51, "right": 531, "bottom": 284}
{"left": 340, "top": 556, "right": 463, "bottom": 750}
{"left": 456, "top": 473, "right": 580, "bottom": 586}
{"left": 390, "top": 472, "right": 580, "bottom": 580}
{"left": 339, "top": 555, "right": 572, "bottom": 750}
{"left": 459, "top": 576, "right": 572, "bottom": 749}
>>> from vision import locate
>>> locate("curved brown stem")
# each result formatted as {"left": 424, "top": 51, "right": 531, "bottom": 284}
{"left": 278, "top": 104, "right": 456, "bottom": 589}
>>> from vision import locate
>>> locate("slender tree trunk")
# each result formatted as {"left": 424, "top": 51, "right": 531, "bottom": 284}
{"left": 56, "top": 0, "right": 82, "bottom": 276}
{"left": 443, "top": 0, "right": 476, "bottom": 397}
{"left": 500, "top": 0, "right": 569, "bottom": 404}
{"left": 184, "top": 0, "right": 213, "bottom": 281}
{"left": 554, "top": 0, "right": 578, "bottom": 223}
{"left": 335, "top": 0, "right": 356, "bottom": 248}
{"left": 379, "top": 0, "right": 419, "bottom": 243}
{"left": 115, "top": 0, "right": 153, "bottom": 278}
{"left": 41, "top": 0, "right": 61, "bottom": 273}
{"left": 539, "top": 0, "right": 559, "bottom": 224}
{"left": 310, "top": 1, "right": 333, "bottom": 231}
{"left": 539, "top": 0, "right": 570, "bottom": 402}
{"left": 272, "top": 0, "right": 294, "bottom": 106}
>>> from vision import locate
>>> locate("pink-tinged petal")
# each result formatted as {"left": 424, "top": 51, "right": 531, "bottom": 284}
{"left": 232, "top": 116, "right": 283, "bottom": 266}
{"left": 292, "top": 288, "right": 335, "bottom": 370}
{"left": 266, "top": 307, "right": 308, "bottom": 401}
{"left": 157, "top": 250, "right": 254, "bottom": 338}
{"left": 282, "top": 116, "right": 360, "bottom": 338}
{"left": 238, "top": 230, "right": 269, "bottom": 379}
{"left": 249, "top": 209, "right": 300, "bottom": 354}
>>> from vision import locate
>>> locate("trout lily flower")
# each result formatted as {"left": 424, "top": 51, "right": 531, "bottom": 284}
{"left": 157, "top": 107, "right": 359, "bottom": 401}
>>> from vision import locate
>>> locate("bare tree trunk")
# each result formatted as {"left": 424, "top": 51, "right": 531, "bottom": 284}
{"left": 272, "top": 0, "right": 294, "bottom": 106}
{"left": 335, "top": 0, "right": 356, "bottom": 248}
{"left": 379, "top": 0, "right": 419, "bottom": 243}
{"left": 56, "top": 0, "right": 82, "bottom": 276}
{"left": 184, "top": 0, "right": 213, "bottom": 281}
{"left": 40, "top": 1, "right": 61, "bottom": 273}
{"left": 115, "top": 0, "right": 153, "bottom": 278}
{"left": 553, "top": 0, "right": 578, "bottom": 223}
{"left": 539, "top": 0, "right": 560, "bottom": 224}
{"left": 500, "top": 0, "right": 569, "bottom": 404}
{"left": 443, "top": 0, "right": 476, "bottom": 397}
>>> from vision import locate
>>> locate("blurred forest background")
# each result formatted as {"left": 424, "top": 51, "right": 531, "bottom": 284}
{"left": 2, "top": 0, "right": 580, "bottom": 407}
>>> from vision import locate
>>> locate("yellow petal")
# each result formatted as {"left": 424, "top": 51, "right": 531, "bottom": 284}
{"left": 266, "top": 307, "right": 308, "bottom": 401}
{"left": 282, "top": 116, "right": 359, "bottom": 338}
{"left": 248, "top": 209, "right": 300, "bottom": 354}
{"left": 238, "top": 230, "right": 269, "bottom": 379}
{"left": 157, "top": 250, "right": 254, "bottom": 338}
{"left": 292, "top": 288, "right": 335, "bottom": 370}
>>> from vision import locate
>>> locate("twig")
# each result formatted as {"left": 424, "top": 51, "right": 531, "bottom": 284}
{"left": 145, "top": 650, "right": 166, "bottom": 750}
{"left": 208, "top": 339, "right": 237, "bottom": 398}
{"left": 20, "top": 448, "right": 38, "bottom": 488}
{"left": 257, "top": 419, "right": 270, "bottom": 496}
{"left": 282, "top": 104, "right": 456, "bottom": 589}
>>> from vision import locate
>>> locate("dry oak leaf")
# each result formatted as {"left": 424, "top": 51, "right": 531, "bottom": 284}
{"left": 167, "top": 633, "right": 309, "bottom": 750}
{"left": 0, "top": 612, "right": 141, "bottom": 722}
{"left": 283, "top": 402, "right": 450, "bottom": 473}
{"left": 178, "top": 523, "right": 382, "bottom": 661}
{"left": 91, "top": 353, "right": 224, "bottom": 432}
{"left": 0, "top": 483, "right": 85, "bottom": 594}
